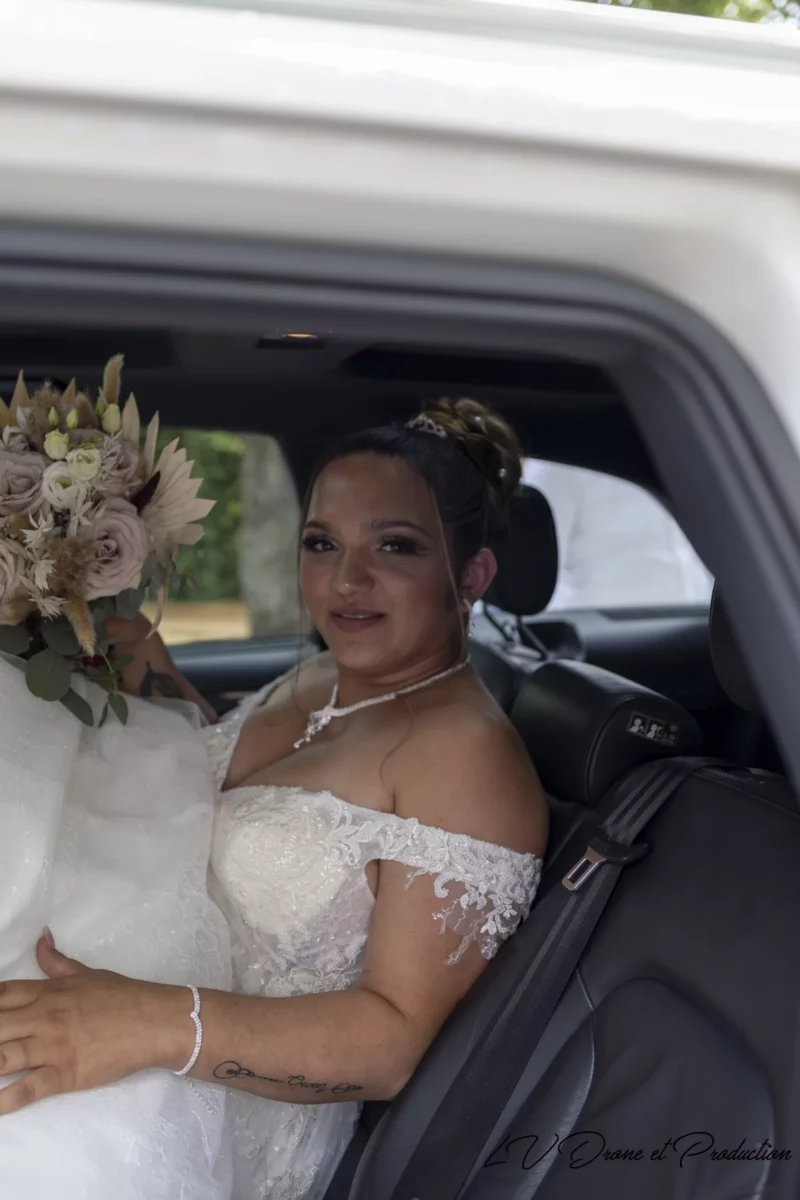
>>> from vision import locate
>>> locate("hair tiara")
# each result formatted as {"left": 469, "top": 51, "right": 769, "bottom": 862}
{"left": 405, "top": 412, "right": 508, "bottom": 479}
{"left": 405, "top": 413, "right": 448, "bottom": 439}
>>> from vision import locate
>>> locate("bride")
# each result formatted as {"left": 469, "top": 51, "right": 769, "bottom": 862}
{"left": 0, "top": 398, "right": 548, "bottom": 1199}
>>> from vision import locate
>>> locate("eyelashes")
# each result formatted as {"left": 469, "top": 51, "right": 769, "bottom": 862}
{"left": 301, "top": 535, "right": 335, "bottom": 553}
{"left": 378, "top": 537, "right": 423, "bottom": 556}
{"left": 301, "top": 535, "right": 424, "bottom": 557}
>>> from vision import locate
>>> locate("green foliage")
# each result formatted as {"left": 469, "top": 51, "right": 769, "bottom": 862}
{"left": 577, "top": 0, "right": 795, "bottom": 19}
{"left": 157, "top": 428, "right": 244, "bottom": 602}
{"left": 0, "top": 624, "right": 31, "bottom": 655}
{"left": 25, "top": 648, "right": 72, "bottom": 702}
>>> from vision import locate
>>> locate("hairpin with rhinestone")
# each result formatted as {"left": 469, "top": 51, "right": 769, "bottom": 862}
{"left": 405, "top": 414, "right": 448, "bottom": 439}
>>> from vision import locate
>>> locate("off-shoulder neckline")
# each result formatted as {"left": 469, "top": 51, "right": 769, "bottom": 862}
{"left": 221, "top": 782, "right": 542, "bottom": 865}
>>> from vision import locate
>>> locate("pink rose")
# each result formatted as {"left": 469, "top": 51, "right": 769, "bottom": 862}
{"left": 85, "top": 498, "right": 149, "bottom": 600}
{"left": 0, "top": 449, "right": 46, "bottom": 516}
{"left": 101, "top": 440, "right": 143, "bottom": 497}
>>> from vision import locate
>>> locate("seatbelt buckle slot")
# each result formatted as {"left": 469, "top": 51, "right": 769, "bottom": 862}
{"left": 562, "top": 835, "right": 648, "bottom": 892}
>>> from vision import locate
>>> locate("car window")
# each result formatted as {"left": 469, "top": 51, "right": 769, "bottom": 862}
{"left": 522, "top": 459, "right": 714, "bottom": 611}
{"left": 144, "top": 429, "right": 303, "bottom": 644}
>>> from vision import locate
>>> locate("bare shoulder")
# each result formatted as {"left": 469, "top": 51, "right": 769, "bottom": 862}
{"left": 389, "top": 698, "right": 548, "bottom": 859}
{"left": 262, "top": 650, "right": 336, "bottom": 710}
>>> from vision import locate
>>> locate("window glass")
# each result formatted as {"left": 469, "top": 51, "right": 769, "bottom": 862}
{"left": 143, "top": 430, "right": 303, "bottom": 644}
{"left": 521, "top": 459, "right": 713, "bottom": 611}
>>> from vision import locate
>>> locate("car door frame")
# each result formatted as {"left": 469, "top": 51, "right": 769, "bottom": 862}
{"left": 0, "top": 226, "right": 798, "bottom": 785}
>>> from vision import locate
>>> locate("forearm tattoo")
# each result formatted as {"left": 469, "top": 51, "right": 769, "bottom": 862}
{"left": 213, "top": 1061, "right": 363, "bottom": 1095}
{"left": 139, "top": 663, "right": 183, "bottom": 700}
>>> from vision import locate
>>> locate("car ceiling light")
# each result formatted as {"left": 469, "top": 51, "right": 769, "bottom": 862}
{"left": 256, "top": 330, "right": 328, "bottom": 349}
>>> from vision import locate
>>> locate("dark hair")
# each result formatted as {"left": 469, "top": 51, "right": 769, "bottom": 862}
{"left": 302, "top": 397, "right": 523, "bottom": 578}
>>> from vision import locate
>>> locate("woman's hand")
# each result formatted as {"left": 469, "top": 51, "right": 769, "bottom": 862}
{"left": 105, "top": 613, "right": 172, "bottom": 697}
{"left": 0, "top": 934, "right": 192, "bottom": 1115}
{"left": 104, "top": 613, "right": 218, "bottom": 722}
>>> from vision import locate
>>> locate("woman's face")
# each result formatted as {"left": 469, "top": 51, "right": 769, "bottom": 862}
{"left": 300, "top": 453, "right": 463, "bottom": 678}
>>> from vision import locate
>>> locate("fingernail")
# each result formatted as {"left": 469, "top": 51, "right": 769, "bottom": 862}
{"left": 43, "top": 926, "right": 55, "bottom": 949}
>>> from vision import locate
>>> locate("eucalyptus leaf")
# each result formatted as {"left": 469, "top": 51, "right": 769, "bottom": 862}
{"left": 84, "top": 669, "right": 115, "bottom": 692}
{"left": 113, "top": 654, "right": 135, "bottom": 672}
{"left": 93, "top": 607, "right": 111, "bottom": 652}
{"left": 59, "top": 688, "right": 94, "bottom": 726}
{"left": 115, "top": 589, "right": 145, "bottom": 621}
{"left": 92, "top": 597, "right": 116, "bottom": 621}
{"left": 139, "top": 552, "right": 158, "bottom": 588}
{"left": 41, "top": 617, "right": 81, "bottom": 657}
{"left": 108, "top": 692, "right": 129, "bottom": 725}
{"left": 0, "top": 624, "right": 31, "bottom": 656}
{"left": 99, "top": 701, "right": 109, "bottom": 728}
{"left": 25, "top": 648, "right": 72, "bottom": 702}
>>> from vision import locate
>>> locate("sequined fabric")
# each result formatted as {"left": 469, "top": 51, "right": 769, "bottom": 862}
{"left": 204, "top": 677, "right": 542, "bottom": 1199}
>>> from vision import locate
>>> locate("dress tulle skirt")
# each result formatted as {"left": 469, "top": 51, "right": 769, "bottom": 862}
{"left": 0, "top": 655, "right": 233, "bottom": 1200}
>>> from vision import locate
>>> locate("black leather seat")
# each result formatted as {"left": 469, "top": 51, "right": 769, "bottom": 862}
{"left": 471, "top": 486, "right": 701, "bottom": 861}
{"left": 341, "top": 592, "right": 800, "bottom": 1200}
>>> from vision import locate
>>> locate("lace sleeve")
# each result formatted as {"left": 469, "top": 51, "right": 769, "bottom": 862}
{"left": 338, "top": 808, "right": 543, "bottom": 965}
{"left": 404, "top": 833, "right": 542, "bottom": 964}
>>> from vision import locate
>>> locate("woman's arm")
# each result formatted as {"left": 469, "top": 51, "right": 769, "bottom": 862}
{"left": 0, "top": 861, "right": 483, "bottom": 1114}
{"left": 0, "top": 711, "right": 546, "bottom": 1115}
{"left": 106, "top": 614, "right": 218, "bottom": 725}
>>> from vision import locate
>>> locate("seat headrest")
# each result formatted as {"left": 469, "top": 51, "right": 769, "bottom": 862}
{"left": 485, "top": 485, "right": 558, "bottom": 616}
{"left": 709, "top": 588, "right": 759, "bottom": 714}
{"left": 512, "top": 659, "right": 702, "bottom": 806}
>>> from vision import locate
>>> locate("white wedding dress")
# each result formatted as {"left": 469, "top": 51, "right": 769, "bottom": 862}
{"left": 0, "top": 661, "right": 542, "bottom": 1200}
{"left": 0, "top": 653, "right": 233, "bottom": 1200}
{"left": 204, "top": 675, "right": 543, "bottom": 1200}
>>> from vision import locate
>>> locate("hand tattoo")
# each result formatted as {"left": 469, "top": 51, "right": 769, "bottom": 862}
{"left": 139, "top": 663, "right": 183, "bottom": 700}
{"left": 213, "top": 1061, "right": 363, "bottom": 1095}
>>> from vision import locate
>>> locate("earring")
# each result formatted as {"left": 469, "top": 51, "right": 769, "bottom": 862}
{"left": 463, "top": 599, "right": 475, "bottom": 637}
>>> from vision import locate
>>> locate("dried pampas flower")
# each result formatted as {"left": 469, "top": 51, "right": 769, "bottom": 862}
{"left": 74, "top": 391, "right": 97, "bottom": 430}
{"left": 65, "top": 596, "right": 96, "bottom": 656}
{"left": 0, "top": 595, "right": 34, "bottom": 626}
{"left": 100, "top": 354, "right": 124, "bottom": 410}
{"left": 8, "top": 512, "right": 34, "bottom": 538}
{"left": 47, "top": 536, "right": 92, "bottom": 602}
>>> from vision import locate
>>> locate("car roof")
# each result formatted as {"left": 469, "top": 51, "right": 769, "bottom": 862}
{"left": 4, "top": 0, "right": 800, "bottom": 177}
{"left": 2, "top": 0, "right": 800, "bottom": 468}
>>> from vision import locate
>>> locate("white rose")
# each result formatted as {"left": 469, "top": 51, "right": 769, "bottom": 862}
{"left": 41, "top": 461, "right": 87, "bottom": 511}
{"left": 67, "top": 446, "right": 102, "bottom": 483}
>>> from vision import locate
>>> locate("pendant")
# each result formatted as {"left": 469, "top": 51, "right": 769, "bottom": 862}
{"left": 294, "top": 706, "right": 333, "bottom": 750}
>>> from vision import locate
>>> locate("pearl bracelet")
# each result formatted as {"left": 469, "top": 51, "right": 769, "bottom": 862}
{"left": 174, "top": 984, "right": 203, "bottom": 1077}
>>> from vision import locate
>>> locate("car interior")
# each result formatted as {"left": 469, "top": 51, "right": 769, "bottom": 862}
{"left": 9, "top": 322, "right": 799, "bottom": 1199}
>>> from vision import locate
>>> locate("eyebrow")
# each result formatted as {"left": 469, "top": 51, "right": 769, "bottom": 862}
{"left": 303, "top": 518, "right": 431, "bottom": 537}
{"left": 364, "top": 519, "right": 431, "bottom": 536}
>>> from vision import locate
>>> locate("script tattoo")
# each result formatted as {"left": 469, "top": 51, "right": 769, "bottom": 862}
{"left": 139, "top": 663, "right": 183, "bottom": 700}
{"left": 213, "top": 1061, "right": 364, "bottom": 1095}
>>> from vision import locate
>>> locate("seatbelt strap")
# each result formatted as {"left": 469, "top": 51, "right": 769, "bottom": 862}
{"left": 388, "top": 756, "right": 719, "bottom": 1200}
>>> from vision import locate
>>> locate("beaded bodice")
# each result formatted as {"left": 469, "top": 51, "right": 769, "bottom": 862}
{"left": 201, "top": 676, "right": 543, "bottom": 1199}
{"left": 204, "top": 679, "right": 542, "bottom": 993}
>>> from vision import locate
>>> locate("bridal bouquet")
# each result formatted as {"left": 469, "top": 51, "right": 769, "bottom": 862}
{"left": 0, "top": 355, "right": 213, "bottom": 726}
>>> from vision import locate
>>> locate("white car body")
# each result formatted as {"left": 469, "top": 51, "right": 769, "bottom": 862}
{"left": 1, "top": 0, "right": 800, "bottom": 448}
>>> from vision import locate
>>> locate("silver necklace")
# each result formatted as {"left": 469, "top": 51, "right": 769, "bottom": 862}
{"left": 294, "top": 657, "right": 470, "bottom": 749}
